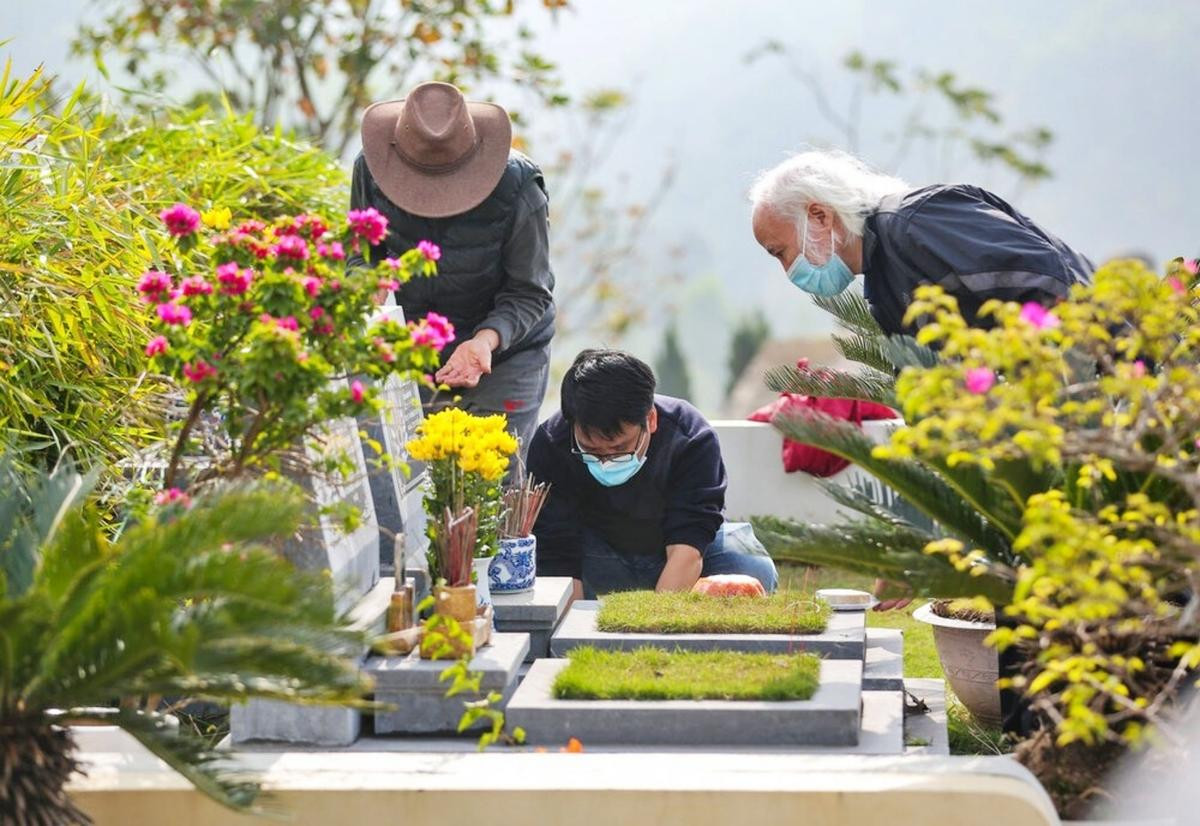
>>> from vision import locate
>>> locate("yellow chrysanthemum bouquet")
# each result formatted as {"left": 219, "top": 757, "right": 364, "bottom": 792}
{"left": 406, "top": 408, "right": 518, "bottom": 582}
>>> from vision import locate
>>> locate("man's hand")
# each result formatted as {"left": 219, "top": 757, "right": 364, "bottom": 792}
{"left": 871, "top": 577, "right": 913, "bottom": 612}
{"left": 435, "top": 330, "right": 499, "bottom": 388}
{"left": 656, "top": 544, "right": 703, "bottom": 592}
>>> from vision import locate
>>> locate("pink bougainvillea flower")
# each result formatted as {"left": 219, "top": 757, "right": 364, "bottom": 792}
{"left": 411, "top": 312, "right": 456, "bottom": 352}
{"left": 180, "top": 275, "right": 214, "bottom": 296}
{"left": 1185, "top": 259, "right": 1199, "bottom": 275}
{"left": 315, "top": 320, "right": 335, "bottom": 336}
{"left": 216, "top": 262, "right": 254, "bottom": 295}
{"left": 137, "top": 269, "right": 173, "bottom": 300}
{"left": 160, "top": 203, "right": 201, "bottom": 236}
{"left": 328, "top": 279, "right": 342, "bottom": 291}
{"left": 156, "top": 302, "right": 192, "bottom": 326}
{"left": 236, "top": 219, "right": 267, "bottom": 235}
{"left": 182, "top": 359, "right": 217, "bottom": 383}
{"left": 274, "top": 234, "right": 310, "bottom": 261}
{"left": 302, "top": 275, "right": 324, "bottom": 297}
{"left": 258, "top": 313, "right": 275, "bottom": 325}
{"left": 347, "top": 208, "right": 388, "bottom": 245}
{"left": 309, "top": 306, "right": 326, "bottom": 321}
{"left": 1167, "top": 277, "right": 1186, "bottom": 295}
{"left": 278, "top": 315, "right": 300, "bottom": 331}
{"left": 417, "top": 240, "right": 442, "bottom": 262}
{"left": 144, "top": 335, "right": 169, "bottom": 357}
{"left": 1019, "top": 301, "right": 1060, "bottom": 330}
{"left": 384, "top": 257, "right": 403, "bottom": 270}
{"left": 1132, "top": 360, "right": 1147, "bottom": 378}
{"left": 350, "top": 379, "right": 366, "bottom": 404}
{"left": 965, "top": 367, "right": 996, "bottom": 395}
{"left": 317, "top": 241, "right": 345, "bottom": 261}
{"left": 154, "top": 488, "right": 191, "bottom": 507}
{"left": 377, "top": 278, "right": 401, "bottom": 291}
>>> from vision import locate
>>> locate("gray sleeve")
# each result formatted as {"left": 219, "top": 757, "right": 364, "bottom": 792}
{"left": 476, "top": 180, "right": 556, "bottom": 352}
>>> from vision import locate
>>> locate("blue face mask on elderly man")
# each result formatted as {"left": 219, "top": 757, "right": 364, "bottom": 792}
{"left": 786, "top": 214, "right": 855, "bottom": 297}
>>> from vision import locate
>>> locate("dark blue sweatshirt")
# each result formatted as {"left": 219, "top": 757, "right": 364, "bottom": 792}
{"left": 527, "top": 395, "right": 726, "bottom": 579}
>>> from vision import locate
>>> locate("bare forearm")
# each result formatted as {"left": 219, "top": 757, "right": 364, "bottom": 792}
{"left": 656, "top": 544, "right": 703, "bottom": 592}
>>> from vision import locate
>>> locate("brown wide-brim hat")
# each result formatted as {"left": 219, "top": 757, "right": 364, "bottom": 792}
{"left": 361, "top": 82, "right": 512, "bottom": 219}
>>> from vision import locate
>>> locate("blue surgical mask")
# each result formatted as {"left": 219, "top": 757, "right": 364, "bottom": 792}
{"left": 584, "top": 455, "right": 647, "bottom": 487}
{"left": 576, "top": 426, "right": 649, "bottom": 487}
{"left": 786, "top": 215, "right": 855, "bottom": 297}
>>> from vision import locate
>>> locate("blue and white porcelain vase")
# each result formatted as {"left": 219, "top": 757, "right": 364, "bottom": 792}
{"left": 489, "top": 535, "right": 536, "bottom": 593}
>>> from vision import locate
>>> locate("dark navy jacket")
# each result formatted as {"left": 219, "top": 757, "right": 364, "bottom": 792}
{"left": 527, "top": 395, "right": 726, "bottom": 579}
{"left": 348, "top": 152, "right": 555, "bottom": 364}
{"left": 862, "top": 184, "right": 1094, "bottom": 335}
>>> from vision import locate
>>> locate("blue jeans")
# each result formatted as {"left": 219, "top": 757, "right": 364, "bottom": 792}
{"left": 580, "top": 522, "right": 779, "bottom": 598}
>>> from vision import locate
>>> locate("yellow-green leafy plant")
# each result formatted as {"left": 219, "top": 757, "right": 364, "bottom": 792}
{"left": 875, "top": 259, "right": 1200, "bottom": 813}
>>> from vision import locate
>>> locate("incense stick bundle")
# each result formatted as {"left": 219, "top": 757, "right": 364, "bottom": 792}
{"left": 500, "top": 473, "right": 551, "bottom": 539}
{"left": 435, "top": 506, "right": 478, "bottom": 587}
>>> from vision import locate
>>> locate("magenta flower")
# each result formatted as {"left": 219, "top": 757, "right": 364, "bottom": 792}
{"left": 410, "top": 312, "right": 456, "bottom": 352}
{"left": 317, "top": 241, "right": 346, "bottom": 261}
{"left": 156, "top": 302, "right": 192, "bottom": 326}
{"left": 137, "top": 270, "right": 173, "bottom": 300}
{"left": 417, "top": 240, "right": 442, "bottom": 262}
{"left": 154, "top": 488, "right": 192, "bottom": 507}
{"left": 1185, "top": 259, "right": 1199, "bottom": 275}
{"left": 160, "top": 203, "right": 201, "bottom": 237}
{"left": 1019, "top": 302, "right": 1059, "bottom": 330}
{"left": 274, "top": 234, "right": 310, "bottom": 261}
{"left": 965, "top": 367, "right": 996, "bottom": 395}
{"left": 347, "top": 208, "right": 388, "bottom": 245}
{"left": 302, "top": 276, "right": 323, "bottom": 297}
{"left": 377, "top": 278, "right": 401, "bottom": 291}
{"left": 182, "top": 359, "right": 217, "bottom": 383}
{"left": 1132, "top": 360, "right": 1147, "bottom": 378}
{"left": 216, "top": 262, "right": 254, "bottom": 295}
{"left": 181, "top": 275, "right": 214, "bottom": 296}
{"left": 1167, "top": 277, "right": 1186, "bottom": 295}
{"left": 350, "top": 379, "right": 366, "bottom": 405}
{"left": 309, "top": 306, "right": 326, "bottom": 321}
{"left": 278, "top": 315, "right": 300, "bottom": 331}
{"left": 144, "top": 335, "right": 169, "bottom": 357}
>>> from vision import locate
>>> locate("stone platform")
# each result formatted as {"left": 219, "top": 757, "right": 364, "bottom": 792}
{"left": 366, "top": 632, "right": 530, "bottom": 735}
{"left": 550, "top": 600, "right": 866, "bottom": 659}
{"left": 507, "top": 657, "right": 863, "bottom": 747}
{"left": 491, "top": 576, "right": 574, "bottom": 662}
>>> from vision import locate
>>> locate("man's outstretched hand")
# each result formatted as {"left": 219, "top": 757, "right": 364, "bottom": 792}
{"left": 435, "top": 330, "right": 499, "bottom": 388}
{"left": 872, "top": 577, "right": 913, "bottom": 612}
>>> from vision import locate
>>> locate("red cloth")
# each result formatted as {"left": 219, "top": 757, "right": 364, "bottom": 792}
{"left": 748, "top": 360, "right": 897, "bottom": 477}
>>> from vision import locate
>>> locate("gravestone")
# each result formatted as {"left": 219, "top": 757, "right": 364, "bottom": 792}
{"left": 491, "top": 576, "right": 574, "bottom": 662}
{"left": 359, "top": 303, "right": 432, "bottom": 591}
{"left": 231, "top": 389, "right": 393, "bottom": 747}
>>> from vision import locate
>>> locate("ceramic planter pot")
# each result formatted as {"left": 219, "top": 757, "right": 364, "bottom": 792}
{"left": 913, "top": 601, "right": 1002, "bottom": 727}
{"left": 489, "top": 535, "right": 536, "bottom": 593}
{"left": 472, "top": 557, "right": 493, "bottom": 608}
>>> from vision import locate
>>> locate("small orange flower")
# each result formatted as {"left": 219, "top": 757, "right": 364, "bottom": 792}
{"left": 563, "top": 737, "right": 583, "bottom": 753}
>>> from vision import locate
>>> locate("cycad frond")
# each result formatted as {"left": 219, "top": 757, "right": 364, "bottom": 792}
{"left": 763, "top": 365, "right": 897, "bottom": 407}
{"left": 752, "top": 514, "right": 1013, "bottom": 602}
{"left": 769, "top": 412, "right": 1015, "bottom": 559}
{"left": 879, "top": 336, "right": 939, "bottom": 370}
{"left": 813, "top": 291, "right": 882, "bottom": 337}
{"left": 832, "top": 331, "right": 896, "bottom": 374}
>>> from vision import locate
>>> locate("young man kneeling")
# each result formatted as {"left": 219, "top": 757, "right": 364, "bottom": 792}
{"left": 528, "top": 349, "right": 778, "bottom": 598}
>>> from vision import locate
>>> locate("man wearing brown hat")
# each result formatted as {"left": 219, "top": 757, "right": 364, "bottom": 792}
{"left": 351, "top": 81, "right": 555, "bottom": 451}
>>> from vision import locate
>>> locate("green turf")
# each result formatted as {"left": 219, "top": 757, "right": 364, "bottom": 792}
{"left": 552, "top": 646, "right": 821, "bottom": 701}
{"left": 595, "top": 590, "right": 830, "bottom": 635}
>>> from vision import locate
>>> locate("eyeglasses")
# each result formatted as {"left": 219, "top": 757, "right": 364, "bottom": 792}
{"left": 571, "top": 424, "right": 648, "bottom": 465}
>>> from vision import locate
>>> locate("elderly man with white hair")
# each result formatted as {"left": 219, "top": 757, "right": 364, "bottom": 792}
{"left": 749, "top": 150, "right": 1093, "bottom": 334}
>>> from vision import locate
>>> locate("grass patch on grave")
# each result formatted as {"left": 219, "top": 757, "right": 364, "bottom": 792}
{"left": 596, "top": 590, "right": 830, "bottom": 635}
{"left": 552, "top": 646, "right": 821, "bottom": 701}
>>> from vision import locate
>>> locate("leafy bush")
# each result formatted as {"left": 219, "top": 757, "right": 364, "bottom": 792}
{"left": 0, "top": 59, "right": 350, "bottom": 477}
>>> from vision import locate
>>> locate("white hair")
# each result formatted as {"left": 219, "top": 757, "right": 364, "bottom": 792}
{"left": 748, "top": 149, "right": 910, "bottom": 237}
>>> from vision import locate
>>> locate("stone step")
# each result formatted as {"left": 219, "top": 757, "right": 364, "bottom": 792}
{"left": 366, "top": 632, "right": 530, "bottom": 735}
{"left": 903, "top": 678, "right": 950, "bottom": 755}
{"left": 863, "top": 628, "right": 904, "bottom": 691}
{"left": 507, "top": 657, "right": 863, "bottom": 748}
{"left": 491, "top": 576, "right": 574, "bottom": 662}
{"left": 550, "top": 600, "right": 867, "bottom": 659}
